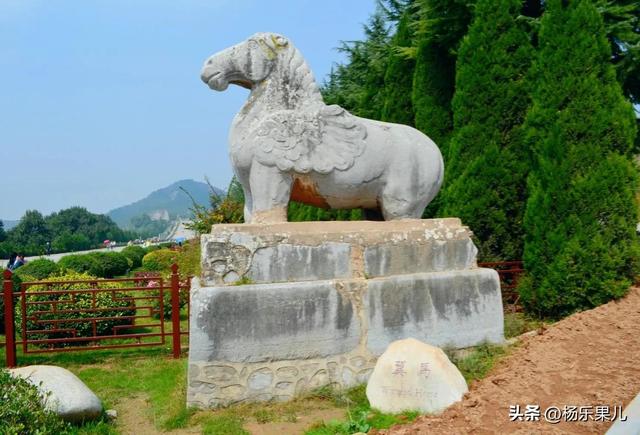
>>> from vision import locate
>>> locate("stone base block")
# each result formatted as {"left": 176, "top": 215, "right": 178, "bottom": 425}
{"left": 188, "top": 274, "right": 503, "bottom": 407}
{"left": 188, "top": 219, "right": 504, "bottom": 408}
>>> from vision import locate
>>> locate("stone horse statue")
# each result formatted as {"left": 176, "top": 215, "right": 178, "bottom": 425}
{"left": 201, "top": 32, "right": 444, "bottom": 224}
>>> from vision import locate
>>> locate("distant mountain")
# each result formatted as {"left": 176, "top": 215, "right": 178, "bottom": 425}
{"left": 1, "top": 220, "right": 18, "bottom": 230}
{"left": 107, "top": 179, "right": 223, "bottom": 232}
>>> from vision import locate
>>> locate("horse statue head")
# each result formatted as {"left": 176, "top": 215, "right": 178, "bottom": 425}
{"left": 201, "top": 33, "right": 321, "bottom": 108}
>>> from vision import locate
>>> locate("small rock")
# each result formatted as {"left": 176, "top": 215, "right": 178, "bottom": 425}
{"left": 105, "top": 409, "right": 118, "bottom": 420}
{"left": 366, "top": 338, "right": 468, "bottom": 415}
{"left": 9, "top": 365, "right": 103, "bottom": 422}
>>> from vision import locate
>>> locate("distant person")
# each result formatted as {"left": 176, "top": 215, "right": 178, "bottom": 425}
{"left": 10, "top": 253, "right": 25, "bottom": 271}
{"left": 7, "top": 252, "right": 17, "bottom": 270}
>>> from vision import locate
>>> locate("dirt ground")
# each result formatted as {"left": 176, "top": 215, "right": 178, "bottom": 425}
{"left": 381, "top": 286, "right": 640, "bottom": 434}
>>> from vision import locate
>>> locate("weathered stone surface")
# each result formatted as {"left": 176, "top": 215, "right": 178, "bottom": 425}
{"left": 367, "top": 269, "right": 504, "bottom": 352}
{"left": 366, "top": 338, "right": 468, "bottom": 414}
{"left": 189, "top": 279, "right": 360, "bottom": 363}
{"left": 10, "top": 365, "right": 103, "bottom": 422}
{"left": 368, "top": 269, "right": 503, "bottom": 352}
{"left": 187, "top": 351, "right": 378, "bottom": 408}
{"left": 201, "top": 32, "right": 443, "bottom": 223}
{"left": 364, "top": 237, "right": 477, "bottom": 277}
{"left": 201, "top": 219, "right": 476, "bottom": 286}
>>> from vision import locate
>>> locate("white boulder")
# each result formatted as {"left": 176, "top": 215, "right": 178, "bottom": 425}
{"left": 366, "top": 338, "right": 468, "bottom": 414}
{"left": 10, "top": 365, "right": 103, "bottom": 422}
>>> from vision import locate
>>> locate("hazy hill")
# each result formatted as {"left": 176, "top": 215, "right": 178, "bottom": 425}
{"left": 107, "top": 179, "right": 223, "bottom": 234}
{"left": 1, "top": 220, "right": 18, "bottom": 231}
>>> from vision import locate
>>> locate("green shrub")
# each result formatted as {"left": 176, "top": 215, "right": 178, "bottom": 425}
{"left": 58, "top": 254, "right": 103, "bottom": 276}
{"left": 175, "top": 240, "right": 200, "bottom": 277}
{"left": 87, "top": 252, "right": 130, "bottom": 278}
{"left": 149, "top": 276, "right": 189, "bottom": 320}
{"left": 15, "top": 272, "right": 136, "bottom": 347}
{"left": 121, "top": 245, "right": 146, "bottom": 269}
{"left": 14, "top": 258, "right": 60, "bottom": 280}
{"left": 0, "top": 369, "right": 71, "bottom": 434}
{"left": 58, "top": 252, "right": 129, "bottom": 278}
{"left": 142, "top": 249, "right": 179, "bottom": 272}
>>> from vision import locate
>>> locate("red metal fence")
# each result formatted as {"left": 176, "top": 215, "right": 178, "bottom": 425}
{"left": 478, "top": 260, "right": 525, "bottom": 306}
{"left": 2, "top": 264, "right": 190, "bottom": 368}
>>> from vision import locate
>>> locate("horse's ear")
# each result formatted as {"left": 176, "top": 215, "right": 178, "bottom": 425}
{"left": 272, "top": 35, "right": 288, "bottom": 48}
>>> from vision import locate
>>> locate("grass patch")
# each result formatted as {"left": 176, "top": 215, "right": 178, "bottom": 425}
{"left": 233, "top": 276, "right": 254, "bottom": 286}
{"left": 303, "top": 385, "right": 419, "bottom": 434}
{"left": 449, "top": 343, "right": 507, "bottom": 383}
{"left": 195, "top": 411, "right": 249, "bottom": 435}
{"left": 76, "top": 355, "right": 188, "bottom": 430}
{"left": 504, "top": 312, "right": 546, "bottom": 339}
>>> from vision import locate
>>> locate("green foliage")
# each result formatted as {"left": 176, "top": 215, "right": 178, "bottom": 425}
{"left": 52, "top": 232, "right": 92, "bottom": 253}
{"left": 1, "top": 207, "right": 136, "bottom": 258}
{"left": 288, "top": 202, "right": 363, "bottom": 222}
{"left": 305, "top": 384, "right": 420, "bottom": 434}
{"left": 185, "top": 177, "right": 244, "bottom": 234}
{"left": 15, "top": 272, "right": 136, "bottom": 346}
{"left": 520, "top": 0, "right": 639, "bottom": 318}
{"left": 14, "top": 258, "right": 60, "bottom": 280}
{"left": 381, "top": 8, "right": 417, "bottom": 125}
{"left": 503, "top": 312, "right": 545, "bottom": 339}
{"left": 447, "top": 343, "right": 507, "bottom": 383}
{"left": 175, "top": 240, "right": 200, "bottom": 277}
{"left": 591, "top": 0, "right": 639, "bottom": 105}
{"left": 412, "top": 0, "right": 473, "bottom": 145}
{"left": 321, "top": 7, "right": 392, "bottom": 119}
{"left": 411, "top": 0, "right": 474, "bottom": 218}
{"left": 440, "top": 0, "right": 534, "bottom": 260}
{"left": 58, "top": 254, "right": 103, "bottom": 276}
{"left": 142, "top": 249, "right": 179, "bottom": 272}
{"left": 86, "top": 252, "right": 130, "bottom": 278}
{"left": 200, "top": 415, "right": 248, "bottom": 435}
{"left": 121, "top": 245, "right": 147, "bottom": 269}
{"left": 58, "top": 252, "right": 129, "bottom": 278}
{"left": 6, "top": 210, "right": 51, "bottom": 255}
{"left": 0, "top": 369, "right": 71, "bottom": 435}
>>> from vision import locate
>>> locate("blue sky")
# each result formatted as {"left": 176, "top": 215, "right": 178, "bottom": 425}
{"left": 0, "top": 0, "right": 376, "bottom": 220}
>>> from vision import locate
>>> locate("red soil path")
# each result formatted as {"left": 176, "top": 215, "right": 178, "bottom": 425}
{"left": 382, "top": 286, "right": 640, "bottom": 434}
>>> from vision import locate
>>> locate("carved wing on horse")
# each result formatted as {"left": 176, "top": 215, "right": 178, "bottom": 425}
{"left": 253, "top": 105, "right": 367, "bottom": 174}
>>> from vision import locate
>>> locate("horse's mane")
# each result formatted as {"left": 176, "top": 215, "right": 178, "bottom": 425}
{"left": 275, "top": 42, "right": 323, "bottom": 105}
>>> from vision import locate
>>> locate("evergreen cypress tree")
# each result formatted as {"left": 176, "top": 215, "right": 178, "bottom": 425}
{"left": 411, "top": 0, "right": 473, "bottom": 217}
{"left": 412, "top": 0, "right": 473, "bottom": 145}
{"left": 381, "top": 8, "right": 416, "bottom": 125}
{"left": 520, "top": 0, "right": 639, "bottom": 318}
{"left": 440, "top": 0, "right": 534, "bottom": 260}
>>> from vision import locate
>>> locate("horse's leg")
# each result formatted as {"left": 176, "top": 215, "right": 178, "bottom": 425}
{"left": 249, "top": 161, "right": 292, "bottom": 224}
{"left": 234, "top": 168, "right": 253, "bottom": 223}
{"left": 380, "top": 162, "right": 426, "bottom": 220}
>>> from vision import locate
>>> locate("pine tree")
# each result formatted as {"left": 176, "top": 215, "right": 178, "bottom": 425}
{"left": 440, "top": 0, "right": 533, "bottom": 260}
{"left": 322, "top": 9, "right": 391, "bottom": 120}
{"left": 381, "top": 7, "right": 416, "bottom": 125}
{"left": 520, "top": 0, "right": 639, "bottom": 318}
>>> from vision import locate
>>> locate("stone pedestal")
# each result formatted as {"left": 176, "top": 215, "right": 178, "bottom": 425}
{"left": 188, "top": 219, "right": 503, "bottom": 408}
